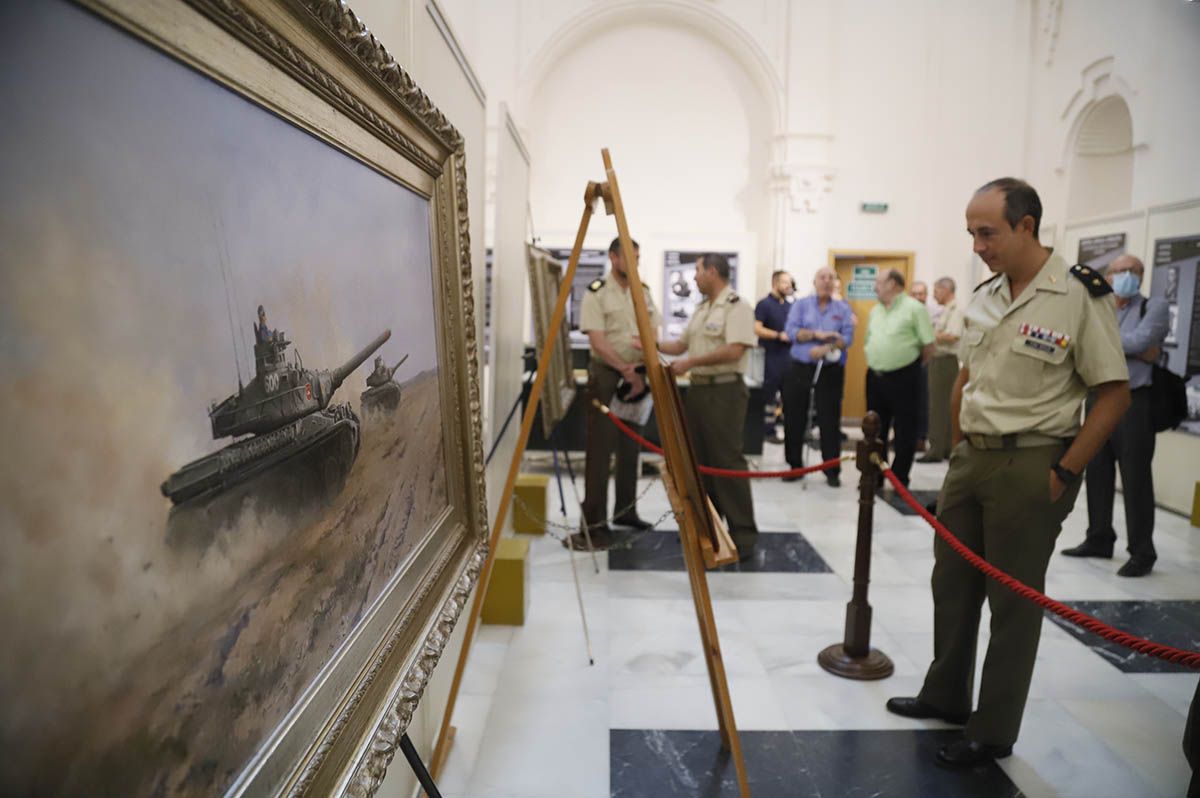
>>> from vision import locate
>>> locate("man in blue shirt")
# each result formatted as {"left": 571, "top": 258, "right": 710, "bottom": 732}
{"left": 1061, "top": 254, "right": 1170, "bottom": 576}
{"left": 783, "top": 266, "right": 856, "bottom": 486}
{"left": 754, "top": 270, "right": 795, "bottom": 444}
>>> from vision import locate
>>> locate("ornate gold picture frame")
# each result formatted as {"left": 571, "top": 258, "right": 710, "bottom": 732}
{"left": 0, "top": 0, "right": 487, "bottom": 795}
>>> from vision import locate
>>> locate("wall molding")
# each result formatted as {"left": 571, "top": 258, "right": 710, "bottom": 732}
{"left": 1055, "top": 56, "right": 1146, "bottom": 176}
{"left": 425, "top": 0, "right": 486, "bottom": 107}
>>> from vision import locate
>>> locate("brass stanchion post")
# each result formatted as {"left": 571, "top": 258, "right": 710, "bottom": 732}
{"left": 818, "top": 411, "right": 894, "bottom": 680}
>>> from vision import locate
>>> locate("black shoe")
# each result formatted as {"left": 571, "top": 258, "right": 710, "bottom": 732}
{"left": 613, "top": 515, "right": 652, "bottom": 531}
{"left": 563, "top": 526, "right": 615, "bottom": 551}
{"left": 765, "top": 432, "right": 784, "bottom": 445}
{"left": 885, "top": 697, "right": 969, "bottom": 725}
{"left": 935, "top": 739, "right": 1012, "bottom": 769}
{"left": 782, "top": 472, "right": 804, "bottom": 483}
{"left": 1117, "top": 557, "right": 1155, "bottom": 577}
{"left": 826, "top": 473, "right": 840, "bottom": 487}
{"left": 917, "top": 455, "right": 943, "bottom": 463}
{"left": 1060, "top": 540, "right": 1113, "bottom": 559}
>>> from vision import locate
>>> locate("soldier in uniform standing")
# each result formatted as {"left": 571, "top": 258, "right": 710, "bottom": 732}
{"left": 886, "top": 178, "right": 1130, "bottom": 767}
{"left": 571, "top": 237, "right": 661, "bottom": 551}
{"left": 644, "top": 253, "right": 760, "bottom": 561}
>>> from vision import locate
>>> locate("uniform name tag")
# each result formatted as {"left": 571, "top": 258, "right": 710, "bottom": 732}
{"left": 1018, "top": 323, "right": 1070, "bottom": 349}
{"left": 705, "top": 321, "right": 722, "bottom": 333}
{"left": 1023, "top": 339, "right": 1056, "bottom": 355}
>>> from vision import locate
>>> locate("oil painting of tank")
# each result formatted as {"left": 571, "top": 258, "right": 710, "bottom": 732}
{"left": 161, "top": 306, "right": 391, "bottom": 510}
{"left": 0, "top": 4, "right": 457, "bottom": 794}
{"left": 361, "top": 352, "right": 409, "bottom": 416}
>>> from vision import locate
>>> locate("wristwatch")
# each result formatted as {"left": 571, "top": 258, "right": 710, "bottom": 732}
{"left": 1051, "top": 463, "right": 1079, "bottom": 485}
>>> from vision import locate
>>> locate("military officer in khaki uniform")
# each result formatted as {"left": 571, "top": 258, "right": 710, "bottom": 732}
{"left": 887, "top": 178, "right": 1131, "bottom": 768}
{"left": 572, "top": 237, "right": 661, "bottom": 550}
{"left": 648, "top": 253, "right": 760, "bottom": 560}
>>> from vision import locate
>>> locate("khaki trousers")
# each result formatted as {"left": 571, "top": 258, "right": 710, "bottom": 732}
{"left": 926, "top": 354, "right": 958, "bottom": 460}
{"left": 918, "top": 440, "right": 1080, "bottom": 746}
{"left": 683, "top": 381, "right": 758, "bottom": 550}
{"left": 581, "top": 361, "right": 641, "bottom": 526}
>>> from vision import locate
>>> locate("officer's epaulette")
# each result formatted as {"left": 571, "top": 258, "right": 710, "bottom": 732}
{"left": 973, "top": 274, "right": 1001, "bottom": 293}
{"left": 588, "top": 278, "right": 604, "bottom": 292}
{"left": 1069, "top": 264, "right": 1113, "bottom": 297}
{"left": 728, "top": 292, "right": 740, "bottom": 303}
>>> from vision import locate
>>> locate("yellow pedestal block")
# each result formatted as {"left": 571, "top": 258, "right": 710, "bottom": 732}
{"left": 482, "top": 537, "right": 530, "bottom": 626}
{"left": 1192, "top": 482, "right": 1200, "bottom": 527}
{"left": 512, "top": 473, "right": 549, "bottom": 535}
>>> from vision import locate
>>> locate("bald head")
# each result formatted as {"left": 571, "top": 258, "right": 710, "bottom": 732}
{"left": 814, "top": 266, "right": 836, "bottom": 300}
{"left": 1108, "top": 254, "right": 1144, "bottom": 278}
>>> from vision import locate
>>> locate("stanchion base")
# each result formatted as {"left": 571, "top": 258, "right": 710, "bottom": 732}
{"left": 817, "top": 643, "right": 894, "bottom": 681}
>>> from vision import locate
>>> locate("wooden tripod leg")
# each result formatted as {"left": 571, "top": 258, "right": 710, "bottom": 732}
{"left": 601, "top": 149, "right": 750, "bottom": 797}
{"left": 661, "top": 468, "right": 729, "bottom": 743}
{"left": 429, "top": 186, "right": 600, "bottom": 782}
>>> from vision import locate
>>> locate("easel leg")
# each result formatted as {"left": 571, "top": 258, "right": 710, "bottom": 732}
{"left": 553, "top": 427, "right": 596, "bottom": 665}
{"left": 430, "top": 184, "right": 603, "bottom": 778}
{"left": 400, "top": 733, "right": 443, "bottom": 798}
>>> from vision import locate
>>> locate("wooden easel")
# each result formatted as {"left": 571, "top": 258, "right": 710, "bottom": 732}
{"left": 430, "top": 155, "right": 750, "bottom": 798}
{"left": 428, "top": 180, "right": 605, "bottom": 782}
{"left": 604, "top": 149, "right": 750, "bottom": 796}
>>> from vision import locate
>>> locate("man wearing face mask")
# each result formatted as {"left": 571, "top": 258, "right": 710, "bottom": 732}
{"left": 1061, "top": 255, "right": 1169, "bottom": 577}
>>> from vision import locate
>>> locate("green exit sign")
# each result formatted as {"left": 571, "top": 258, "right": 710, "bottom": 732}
{"left": 861, "top": 202, "right": 889, "bottom": 214}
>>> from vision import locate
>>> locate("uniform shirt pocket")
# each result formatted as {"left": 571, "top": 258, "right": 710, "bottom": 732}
{"left": 997, "top": 333, "right": 1068, "bottom": 396}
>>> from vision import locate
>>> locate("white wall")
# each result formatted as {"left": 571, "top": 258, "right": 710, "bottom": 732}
{"left": 1025, "top": 0, "right": 1200, "bottom": 229}
{"left": 524, "top": 18, "right": 771, "bottom": 310}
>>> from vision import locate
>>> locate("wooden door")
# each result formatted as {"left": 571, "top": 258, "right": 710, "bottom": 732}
{"left": 830, "top": 250, "right": 915, "bottom": 420}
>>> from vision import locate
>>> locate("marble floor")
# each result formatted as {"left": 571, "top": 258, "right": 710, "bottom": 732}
{"left": 438, "top": 439, "right": 1199, "bottom": 797}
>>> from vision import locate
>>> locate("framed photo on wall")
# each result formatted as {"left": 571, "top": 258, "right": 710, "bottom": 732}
{"left": 0, "top": 0, "right": 488, "bottom": 795}
{"left": 526, "top": 245, "right": 577, "bottom": 437}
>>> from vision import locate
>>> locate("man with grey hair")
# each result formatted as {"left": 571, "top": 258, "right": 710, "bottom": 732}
{"left": 920, "top": 277, "right": 965, "bottom": 462}
{"left": 1062, "top": 254, "right": 1169, "bottom": 576}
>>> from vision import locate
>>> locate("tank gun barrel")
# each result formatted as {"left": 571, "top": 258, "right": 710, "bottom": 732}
{"left": 332, "top": 329, "right": 392, "bottom": 389}
{"left": 388, "top": 353, "right": 410, "bottom": 379}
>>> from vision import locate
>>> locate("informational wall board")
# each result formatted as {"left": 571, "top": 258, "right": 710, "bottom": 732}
{"left": 1150, "top": 234, "right": 1200, "bottom": 435}
{"left": 846, "top": 264, "right": 878, "bottom": 300}
{"left": 663, "top": 250, "right": 739, "bottom": 339}
{"left": 1076, "top": 233, "right": 1126, "bottom": 271}
{"left": 548, "top": 247, "right": 608, "bottom": 344}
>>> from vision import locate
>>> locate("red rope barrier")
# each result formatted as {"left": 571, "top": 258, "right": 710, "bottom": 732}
{"left": 598, "top": 402, "right": 843, "bottom": 479}
{"left": 881, "top": 467, "right": 1200, "bottom": 670}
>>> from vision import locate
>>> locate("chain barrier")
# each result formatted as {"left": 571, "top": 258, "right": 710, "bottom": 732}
{"left": 877, "top": 458, "right": 1200, "bottom": 670}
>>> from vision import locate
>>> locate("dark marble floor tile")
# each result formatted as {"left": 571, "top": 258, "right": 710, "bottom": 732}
{"left": 610, "top": 729, "right": 1024, "bottom": 798}
{"left": 607, "top": 531, "right": 832, "bottom": 574}
{"left": 882, "top": 489, "right": 940, "bottom": 516}
{"left": 1046, "top": 599, "right": 1200, "bottom": 674}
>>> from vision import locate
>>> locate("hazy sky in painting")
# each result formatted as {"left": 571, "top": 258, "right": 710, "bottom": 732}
{"left": 0, "top": 0, "right": 439, "bottom": 460}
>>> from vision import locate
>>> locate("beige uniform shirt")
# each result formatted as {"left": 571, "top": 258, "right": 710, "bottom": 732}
{"left": 579, "top": 275, "right": 661, "bottom": 364}
{"left": 683, "top": 284, "right": 757, "bottom": 376}
{"left": 933, "top": 298, "right": 965, "bottom": 358}
{"left": 959, "top": 252, "right": 1128, "bottom": 438}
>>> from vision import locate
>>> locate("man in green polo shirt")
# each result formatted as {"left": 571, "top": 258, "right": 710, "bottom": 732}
{"left": 864, "top": 269, "right": 935, "bottom": 486}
